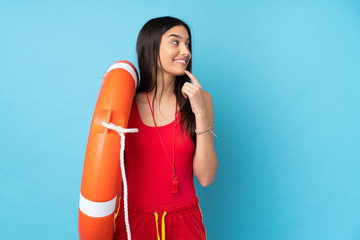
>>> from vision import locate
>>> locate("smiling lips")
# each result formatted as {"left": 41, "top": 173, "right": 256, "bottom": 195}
{"left": 173, "top": 58, "right": 187, "bottom": 65}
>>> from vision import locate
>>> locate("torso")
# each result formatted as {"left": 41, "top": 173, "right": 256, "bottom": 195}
{"left": 123, "top": 93, "right": 196, "bottom": 206}
{"left": 135, "top": 92, "right": 181, "bottom": 127}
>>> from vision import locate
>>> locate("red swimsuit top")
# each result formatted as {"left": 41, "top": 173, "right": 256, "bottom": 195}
{"left": 122, "top": 97, "right": 196, "bottom": 207}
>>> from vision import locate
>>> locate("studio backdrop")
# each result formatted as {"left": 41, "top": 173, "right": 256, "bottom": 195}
{"left": 1, "top": 0, "right": 359, "bottom": 239}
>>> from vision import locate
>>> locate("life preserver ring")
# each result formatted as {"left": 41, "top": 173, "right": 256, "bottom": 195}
{"left": 79, "top": 60, "right": 139, "bottom": 240}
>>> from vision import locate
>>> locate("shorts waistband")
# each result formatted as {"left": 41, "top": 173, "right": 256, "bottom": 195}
{"left": 120, "top": 195, "right": 200, "bottom": 216}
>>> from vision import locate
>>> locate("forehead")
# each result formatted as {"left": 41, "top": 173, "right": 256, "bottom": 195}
{"left": 162, "top": 25, "right": 190, "bottom": 40}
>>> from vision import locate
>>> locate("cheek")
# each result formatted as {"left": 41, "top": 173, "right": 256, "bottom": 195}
{"left": 158, "top": 52, "right": 167, "bottom": 67}
{"left": 159, "top": 49, "right": 170, "bottom": 61}
{"left": 162, "top": 53, "right": 176, "bottom": 68}
{"left": 158, "top": 53, "right": 173, "bottom": 70}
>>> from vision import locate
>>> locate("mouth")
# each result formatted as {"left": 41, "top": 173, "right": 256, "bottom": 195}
{"left": 173, "top": 59, "right": 187, "bottom": 65}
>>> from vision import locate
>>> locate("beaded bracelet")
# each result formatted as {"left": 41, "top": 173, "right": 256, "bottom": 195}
{"left": 195, "top": 126, "right": 218, "bottom": 138}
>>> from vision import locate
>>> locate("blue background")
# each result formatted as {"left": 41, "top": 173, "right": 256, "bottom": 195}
{"left": 1, "top": 0, "right": 360, "bottom": 239}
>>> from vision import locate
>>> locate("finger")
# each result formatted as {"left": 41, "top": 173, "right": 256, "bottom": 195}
{"left": 181, "top": 85, "right": 189, "bottom": 99}
{"left": 182, "top": 84, "right": 197, "bottom": 95}
{"left": 182, "top": 84, "right": 196, "bottom": 93}
{"left": 183, "top": 82, "right": 202, "bottom": 92}
{"left": 183, "top": 82, "right": 196, "bottom": 89}
{"left": 184, "top": 70, "right": 201, "bottom": 87}
{"left": 182, "top": 85, "right": 196, "bottom": 99}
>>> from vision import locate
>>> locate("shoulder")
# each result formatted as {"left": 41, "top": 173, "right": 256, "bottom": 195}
{"left": 135, "top": 92, "right": 149, "bottom": 107}
{"left": 135, "top": 92, "right": 146, "bottom": 102}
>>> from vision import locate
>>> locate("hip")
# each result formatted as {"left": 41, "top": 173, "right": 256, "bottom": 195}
{"left": 114, "top": 195, "right": 207, "bottom": 240}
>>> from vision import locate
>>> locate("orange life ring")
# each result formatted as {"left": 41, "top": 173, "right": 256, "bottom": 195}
{"left": 79, "top": 60, "right": 139, "bottom": 240}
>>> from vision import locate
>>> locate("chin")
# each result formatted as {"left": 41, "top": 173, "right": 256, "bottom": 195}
{"left": 175, "top": 71, "right": 186, "bottom": 76}
{"left": 173, "top": 68, "right": 187, "bottom": 76}
{"left": 162, "top": 67, "right": 187, "bottom": 77}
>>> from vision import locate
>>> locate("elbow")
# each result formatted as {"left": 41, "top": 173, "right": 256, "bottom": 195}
{"left": 194, "top": 157, "right": 218, "bottom": 188}
{"left": 199, "top": 176, "right": 215, "bottom": 188}
{"left": 200, "top": 181, "right": 211, "bottom": 188}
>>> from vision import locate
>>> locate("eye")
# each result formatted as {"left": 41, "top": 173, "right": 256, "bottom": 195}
{"left": 171, "top": 40, "right": 179, "bottom": 45}
{"left": 186, "top": 43, "right": 191, "bottom": 49}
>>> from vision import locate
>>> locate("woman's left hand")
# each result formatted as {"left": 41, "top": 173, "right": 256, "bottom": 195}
{"left": 181, "top": 70, "right": 207, "bottom": 117}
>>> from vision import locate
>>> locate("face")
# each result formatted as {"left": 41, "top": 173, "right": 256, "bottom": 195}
{"left": 158, "top": 25, "right": 191, "bottom": 77}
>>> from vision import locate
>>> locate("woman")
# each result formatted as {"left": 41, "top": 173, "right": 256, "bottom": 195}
{"left": 114, "top": 16, "right": 217, "bottom": 240}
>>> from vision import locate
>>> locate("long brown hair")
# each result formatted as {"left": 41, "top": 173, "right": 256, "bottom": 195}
{"left": 136, "top": 16, "right": 196, "bottom": 144}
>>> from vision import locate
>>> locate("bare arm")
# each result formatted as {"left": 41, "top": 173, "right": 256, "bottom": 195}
{"left": 193, "top": 90, "right": 218, "bottom": 187}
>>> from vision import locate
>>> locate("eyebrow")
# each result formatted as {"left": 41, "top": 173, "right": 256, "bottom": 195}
{"left": 167, "top": 34, "right": 190, "bottom": 41}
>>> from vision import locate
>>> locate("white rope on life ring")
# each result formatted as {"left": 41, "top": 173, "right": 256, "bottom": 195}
{"left": 102, "top": 121, "right": 138, "bottom": 240}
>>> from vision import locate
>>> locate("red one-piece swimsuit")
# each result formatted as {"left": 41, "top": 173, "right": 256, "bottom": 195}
{"left": 114, "top": 97, "right": 207, "bottom": 240}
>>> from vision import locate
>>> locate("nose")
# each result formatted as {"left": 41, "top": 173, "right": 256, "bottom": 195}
{"left": 180, "top": 43, "right": 191, "bottom": 57}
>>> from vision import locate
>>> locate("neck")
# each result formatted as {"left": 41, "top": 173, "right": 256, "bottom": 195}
{"left": 149, "top": 72, "right": 176, "bottom": 102}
